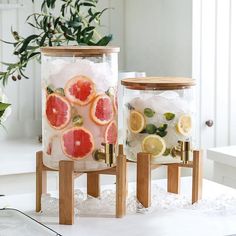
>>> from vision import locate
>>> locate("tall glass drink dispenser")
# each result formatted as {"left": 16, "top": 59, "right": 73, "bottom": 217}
{"left": 121, "top": 77, "right": 196, "bottom": 164}
{"left": 41, "top": 46, "right": 119, "bottom": 171}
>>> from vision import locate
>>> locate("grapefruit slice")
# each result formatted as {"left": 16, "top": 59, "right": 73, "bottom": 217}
{"left": 65, "top": 75, "right": 96, "bottom": 106}
{"left": 46, "top": 94, "right": 71, "bottom": 130}
{"left": 105, "top": 121, "right": 118, "bottom": 144}
{"left": 90, "top": 94, "right": 114, "bottom": 125}
{"left": 61, "top": 127, "right": 94, "bottom": 159}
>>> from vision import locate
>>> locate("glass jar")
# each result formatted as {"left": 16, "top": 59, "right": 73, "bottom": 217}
{"left": 121, "top": 77, "right": 196, "bottom": 164}
{"left": 41, "top": 46, "right": 119, "bottom": 171}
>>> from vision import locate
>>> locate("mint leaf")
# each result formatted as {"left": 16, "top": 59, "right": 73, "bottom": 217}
{"left": 164, "top": 112, "right": 175, "bottom": 121}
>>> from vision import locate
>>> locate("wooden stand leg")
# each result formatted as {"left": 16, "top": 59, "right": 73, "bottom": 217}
{"left": 167, "top": 164, "right": 181, "bottom": 194}
{"left": 116, "top": 145, "right": 127, "bottom": 218}
{"left": 87, "top": 173, "right": 100, "bottom": 197}
{"left": 137, "top": 152, "right": 151, "bottom": 208}
{"left": 36, "top": 151, "right": 47, "bottom": 212}
{"left": 192, "top": 150, "right": 203, "bottom": 204}
{"left": 59, "top": 161, "right": 74, "bottom": 225}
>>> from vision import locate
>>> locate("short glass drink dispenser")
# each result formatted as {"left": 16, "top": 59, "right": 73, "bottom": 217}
{"left": 41, "top": 46, "right": 119, "bottom": 171}
{"left": 121, "top": 77, "right": 196, "bottom": 164}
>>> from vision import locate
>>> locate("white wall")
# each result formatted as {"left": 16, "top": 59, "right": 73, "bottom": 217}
{"left": 0, "top": 0, "right": 41, "bottom": 141}
{"left": 192, "top": 0, "right": 236, "bottom": 180}
{"left": 0, "top": 0, "right": 192, "bottom": 195}
{"left": 124, "top": 0, "right": 192, "bottom": 77}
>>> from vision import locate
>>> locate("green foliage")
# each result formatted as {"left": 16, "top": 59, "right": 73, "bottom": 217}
{"left": 163, "top": 112, "right": 175, "bottom": 121}
{"left": 0, "top": 0, "right": 112, "bottom": 86}
{"left": 0, "top": 102, "right": 11, "bottom": 124}
{"left": 144, "top": 108, "right": 155, "bottom": 118}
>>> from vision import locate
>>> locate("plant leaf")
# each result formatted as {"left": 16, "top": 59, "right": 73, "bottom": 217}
{"left": 18, "top": 35, "right": 39, "bottom": 54}
{"left": 0, "top": 102, "right": 11, "bottom": 112}
{"left": 96, "top": 34, "right": 112, "bottom": 46}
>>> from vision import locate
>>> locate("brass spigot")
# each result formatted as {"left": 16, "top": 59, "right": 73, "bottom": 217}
{"left": 171, "top": 140, "right": 192, "bottom": 164}
{"left": 93, "top": 143, "right": 115, "bottom": 167}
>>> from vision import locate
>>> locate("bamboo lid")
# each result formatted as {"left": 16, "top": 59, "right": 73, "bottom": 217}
{"left": 121, "top": 77, "right": 196, "bottom": 90}
{"left": 41, "top": 46, "right": 120, "bottom": 57}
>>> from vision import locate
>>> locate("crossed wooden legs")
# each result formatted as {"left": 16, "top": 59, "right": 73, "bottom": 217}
{"left": 36, "top": 146, "right": 127, "bottom": 225}
{"left": 137, "top": 150, "right": 203, "bottom": 207}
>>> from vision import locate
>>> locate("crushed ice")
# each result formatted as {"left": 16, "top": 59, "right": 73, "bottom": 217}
{"left": 40, "top": 184, "right": 236, "bottom": 217}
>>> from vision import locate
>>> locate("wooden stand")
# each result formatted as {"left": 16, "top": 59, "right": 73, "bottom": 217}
{"left": 36, "top": 145, "right": 127, "bottom": 225}
{"left": 136, "top": 150, "right": 203, "bottom": 208}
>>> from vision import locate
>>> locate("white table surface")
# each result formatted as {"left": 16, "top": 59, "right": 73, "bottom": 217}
{"left": 0, "top": 138, "right": 42, "bottom": 175}
{"left": 208, "top": 145, "right": 236, "bottom": 167}
{"left": 1, "top": 177, "right": 236, "bottom": 236}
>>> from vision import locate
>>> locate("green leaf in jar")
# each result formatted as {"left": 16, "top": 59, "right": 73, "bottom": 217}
{"left": 164, "top": 112, "right": 175, "bottom": 121}
{"left": 163, "top": 148, "right": 171, "bottom": 156}
{"left": 72, "top": 115, "right": 83, "bottom": 126}
{"left": 105, "top": 87, "right": 115, "bottom": 97}
{"left": 139, "top": 129, "right": 147, "bottom": 134}
{"left": 156, "top": 130, "right": 167, "bottom": 137}
{"left": 126, "top": 103, "right": 135, "bottom": 111}
{"left": 144, "top": 108, "right": 155, "bottom": 117}
{"left": 125, "top": 139, "right": 131, "bottom": 147}
{"left": 55, "top": 88, "right": 65, "bottom": 96}
{"left": 157, "top": 124, "right": 168, "bottom": 132}
{"left": 46, "top": 85, "right": 54, "bottom": 95}
{"left": 145, "top": 124, "right": 157, "bottom": 134}
{"left": 170, "top": 147, "right": 177, "bottom": 158}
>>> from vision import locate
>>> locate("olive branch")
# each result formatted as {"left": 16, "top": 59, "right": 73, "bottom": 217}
{"left": 0, "top": 0, "right": 112, "bottom": 86}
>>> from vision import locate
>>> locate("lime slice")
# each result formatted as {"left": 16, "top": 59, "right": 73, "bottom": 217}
{"left": 144, "top": 108, "right": 155, "bottom": 117}
{"left": 146, "top": 124, "right": 157, "bottom": 134}
{"left": 72, "top": 115, "right": 83, "bottom": 126}
{"left": 164, "top": 112, "right": 175, "bottom": 121}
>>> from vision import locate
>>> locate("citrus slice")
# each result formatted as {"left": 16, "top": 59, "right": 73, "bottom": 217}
{"left": 90, "top": 94, "right": 114, "bottom": 125}
{"left": 105, "top": 121, "right": 118, "bottom": 144}
{"left": 65, "top": 75, "right": 96, "bottom": 106}
{"left": 176, "top": 114, "right": 192, "bottom": 136}
{"left": 129, "top": 110, "right": 145, "bottom": 133}
{"left": 46, "top": 94, "right": 71, "bottom": 129}
{"left": 142, "top": 135, "right": 166, "bottom": 157}
{"left": 61, "top": 127, "right": 94, "bottom": 159}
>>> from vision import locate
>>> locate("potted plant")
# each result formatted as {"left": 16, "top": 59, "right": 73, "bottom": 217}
{"left": 0, "top": 0, "right": 112, "bottom": 85}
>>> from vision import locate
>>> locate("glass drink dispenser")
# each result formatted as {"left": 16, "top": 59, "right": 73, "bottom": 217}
{"left": 41, "top": 46, "right": 119, "bottom": 171}
{"left": 121, "top": 77, "right": 196, "bottom": 164}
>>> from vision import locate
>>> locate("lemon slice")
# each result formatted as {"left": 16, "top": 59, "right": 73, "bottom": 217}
{"left": 129, "top": 110, "right": 146, "bottom": 133}
{"left": 142, "top": 135, "right": 166, "bottom": 157}
{"left": 176, "top": 114, "right": 192, "bottom": 136}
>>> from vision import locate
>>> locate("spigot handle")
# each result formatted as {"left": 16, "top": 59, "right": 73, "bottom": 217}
{"left": 178, "top": 140, "right": 183, "bottom": 145}
{"left": 177, "top": 140, "right": 184, "bottom": 151}
{"left": 177, "top": 140, "right": 191, "bottom": 150}
{"left": 101, "top": 143, "right": 115, "bottom": 167}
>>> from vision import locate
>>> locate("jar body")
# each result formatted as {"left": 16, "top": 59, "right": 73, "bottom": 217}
{"left": 41, "top": 50, "right": 118, "bottom": 171}
{"left": 123, "top": 88, "right": 196, "bottom": 163}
